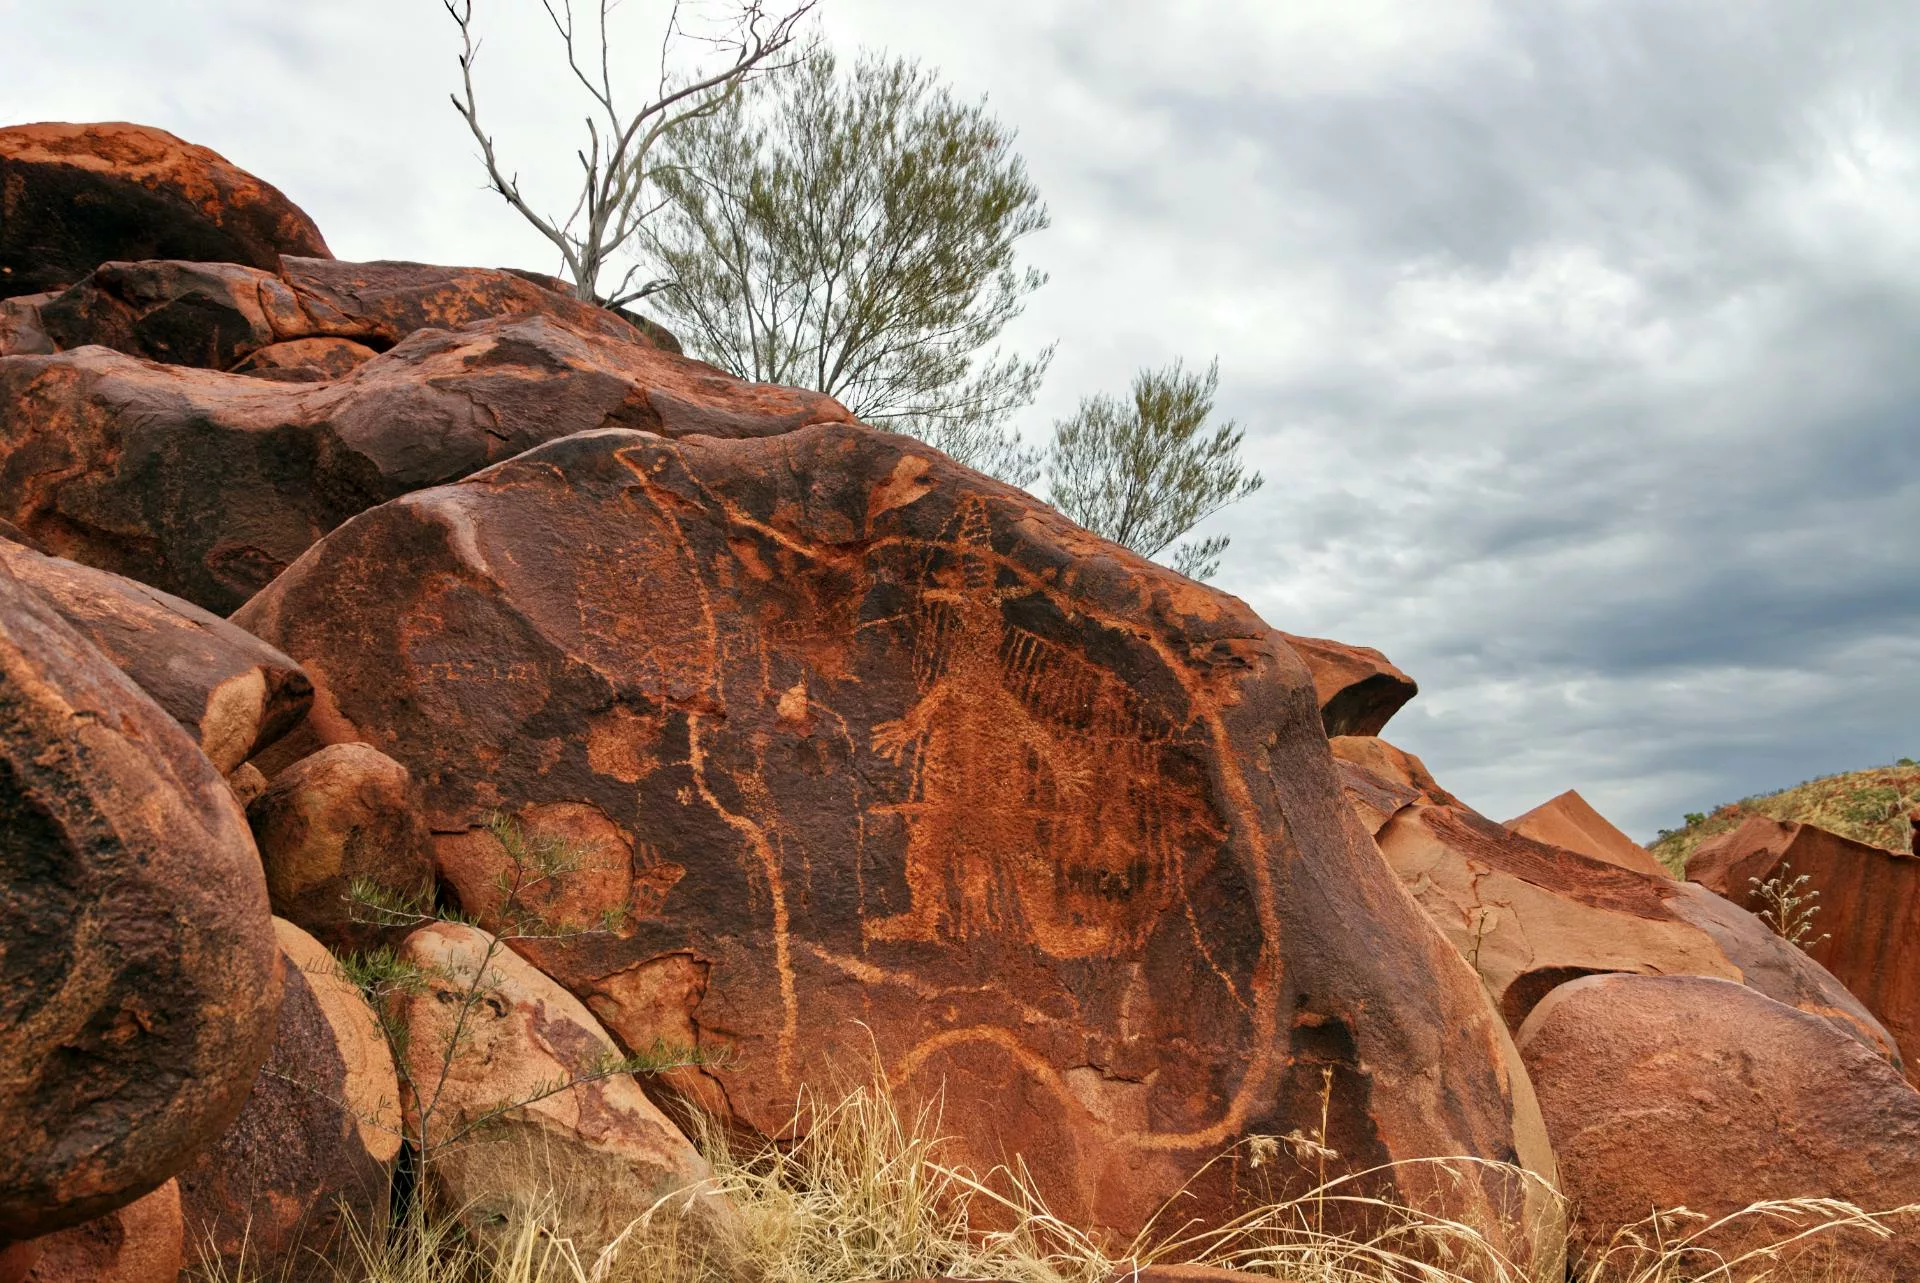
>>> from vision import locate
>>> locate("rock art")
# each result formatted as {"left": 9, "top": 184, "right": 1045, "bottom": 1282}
{"left": 0, "top": 121, "right": 329, "bottom": 299}
{"left": 0, "top": 313, "right": 853, "bottom": 612}
{"left": 237, "top": 424, "right": 1562, "bottom": 1251}
{"left": 248, "top": 744, "right": 435, "bottom": 953}
{"left": 393, "top": 922, "right": 728, "bottom": 1257}
{"left": 1372, "top": 797, "right": 1897, "bottom": 1056}
{"left": 1273, "top": 632, "right": 1416, "bottom": 737}
{"left": 32, "top": 256, "right": 669, "bottom": 373}
{"left": 0, "top": 561, "right": 280, "bottom": 1239}
{"left": 1688, "top": 814, "right": 1920, "bottom": 1079}
{"left": 0, "top": 536, "right": 310, "bottom": 771}
{"left": 20, "top": 1180, "right": 182, "bottom": 1283}
{"left": 178, "top": 919, "right": 399, "bottom": 1283}
{"left": 1504, "top": 789, "right": 1664, "bottom": 877}
{"left": 1518, "top": 974, "right": 1920, "bottom": 1277}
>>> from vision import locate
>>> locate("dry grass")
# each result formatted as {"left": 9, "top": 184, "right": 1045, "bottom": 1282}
{"left": 1648, "top": 758, "right": 1920, "bottom": 875}
{"left": 198, "top": 1074, "right": 1919, "bottom": 1283}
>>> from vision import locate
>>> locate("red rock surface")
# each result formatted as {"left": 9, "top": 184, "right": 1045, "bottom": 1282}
{"left": 1328, "top": 735, "right": 1461, "bottom": 834}
{"left": 1688, "top": 814, "right": 1920, "bottom": 1080}
{"left": 33, "top": 256, "right": 671, "bottom": 372}
{"left": 236, "top": 424, "right": 1560, "bottom": 1250}
{"left": 0, "top": 536, "right": 310, "bottom": 771}
{"left": 0, "top": 561, "right": 280, "bottom": 1239}
{"left": 1365, "top": 785, "right": 1894, "bottom": 1056}
{"left": 1273, "top": 632, "right": 1417, "bottom": 737}
{"left": 1518, "top": 974, "right": 1920, "bottom": 1277}
{"left": 232, "top": 336, "right": 377, "bottom": 381}
{"left": 248, "top": 744, "right": 435, "bottom": 953}
{"left": 21, "top": 1180, "right": 181, "bottom": 1283}
{"left": 0, "top": 313, "right": 853, "bottom": 612}
{"left": 179, "top": 919, "right": 399, "bottom": 1283}
{"left": 394, "top": 922, "right": 727, "bottom": 1257}
{"left": 0, "top": 122, "right": 329, "bottom": 298}
{"left": 1503, "top": 789, "right": 1665, "bottom": 877}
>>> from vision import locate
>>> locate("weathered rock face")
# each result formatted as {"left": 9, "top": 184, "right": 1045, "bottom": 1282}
{"left": 21, "top": 1180, "right": 181, "bottom": 1283}
{"left": 0, "top": 122, "right": 329, "bottom": 299}
{"left": 234, "top": 337, "right": 377, "bottom": 381}
{"left": 1518, "top": 974, "right": 1920, "bottom": 1277}
{"left": 33, "top": 256, "right": 670, "bottom": 373}
{"left": 0, "top": 536, "right": 310, "bottom": 771}
{"left": 1372, "top": 797, "right": 1897, "bottom": 1057}
{"left": 0, "top": 313, "right": 852, "bottom": 612}
{"left": 179, "top": 918, "right": 399, "bottom": 1283}
{"left": 1328, "top": 735, "right": 1460, "bottom": 834}
{"left": 1504, "top": 789, "right": 1665, "bottom": 878}
{"left": 237, "top": 424, "right": 1561, "bottom": 1248}
{"left": 248, "top": 744, "right": 435, "bottom": 953}
{"left": 0, "top": 295, "right": 54, "bottom": 358}
{"left": 1274, "top": 633, "right": 1417, "bottom": 737}
{"left": 0, "top": 562, "right": 280, "bottom": 1239}
{"left": 1688, "top": 814, "right": 1920, "bottom": 1080}
{"left": 394, "top": 922, "right": 726, "bottom": 1256}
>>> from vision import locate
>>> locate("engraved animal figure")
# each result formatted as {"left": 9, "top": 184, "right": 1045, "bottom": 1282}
{"left": 865, "top": 495, "right": 1216, "bottom": 958}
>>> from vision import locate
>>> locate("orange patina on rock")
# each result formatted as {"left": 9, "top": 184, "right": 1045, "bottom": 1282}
{"left": 1689, "top": 815, "right": 1920, "bottom": 1080}
{"left": 0, "top": 122, "right": 329, "bottom": 298}
{"left": 236, "top": 424, "right": 1559, "bottom": 1250}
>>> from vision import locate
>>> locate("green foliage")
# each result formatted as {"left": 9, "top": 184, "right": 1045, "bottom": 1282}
{"left": 1649, "top": 759, "right": 1920, "bottom": 874}
{"left": 1045, "top": 358, "right": 1263, "bottom": 580}
{"left": 642, "top": 46, "right": 1052, "bottom": 484}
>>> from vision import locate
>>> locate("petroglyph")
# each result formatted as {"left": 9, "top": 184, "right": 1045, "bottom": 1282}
{"left": 865, "top": 496, "right": 1219, "bottom": 959}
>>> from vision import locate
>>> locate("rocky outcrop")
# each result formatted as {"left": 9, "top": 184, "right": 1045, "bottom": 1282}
{"left": 248, "top": 744, "right": 435, "bottom": 953}
{"left": 178, "top": 919, "right": 399, "bottom": 1283}
{"left": 0, "top": 122, "right": 329, "bottom": 298}
{"left": 1274, "top": 633, "right": 1417, "bottom": 737}
{"left": 0, "top": 536, "right": 310, "bottom": 771}
{"left": 394, "top": 922, "right": 726, "bottom": 1256}
{"left": 1518, "top": 974, "right": 1920, "bottom": 1277}
{"left": 236, "top": 424, "right": 1560, "bottom": 1251}
{"left": 28, "top": 256, "right": 671, "bottom": 371}
{"left": 1504, "top": 789, "right": 1665, "bottom": 877}
{"left": 1328, "top": 735, "right": 1460, "bottom": 833}
{"left": 1373, "top": 797, "right": 1896, "bottom": 1055}
{"left": 0, "top": 313, "right": 853, "bottom": 612}
{"left": 1688, "top": 815, "right": 1920, "bottom": 1079}
{"left": 0, "top": 561, "right": 280, "bottom": 1239}
{"left": 20, "top": 1181, "right": 182, "bottom": 1283}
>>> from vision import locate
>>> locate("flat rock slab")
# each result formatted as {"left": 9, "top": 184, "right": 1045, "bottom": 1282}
{"left": 0, "top": 536, "right": 310, "bottom": 770}
{"left": 0, "top": 560, "right": 279, "bottom": 1239}
{"left": 1689, "top": 814, "right": 1920, "bottom": 1080}
{"left": 0, "top": 121, "right": 329, "bottom": 298}
{"left": 1504, "top": 789, "right": 1665, "bottom": 878}
{"left": 237, "top": 424, "right": 1559, "bottom": 1250}
{"left": 1519, "top": 974, "right": 1920, "bottom": 1278}
{"left": 0, "top": 312, "right": 852, "bottom": 612}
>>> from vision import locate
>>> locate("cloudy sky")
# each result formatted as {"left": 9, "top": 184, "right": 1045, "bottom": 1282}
{"left": 6, "top": 0, "right": 1917, "bottom": 839}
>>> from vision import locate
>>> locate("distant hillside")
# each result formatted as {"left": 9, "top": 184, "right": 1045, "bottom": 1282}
{"left": 1649, "top": 759, "right": 1920, "bottom": 875}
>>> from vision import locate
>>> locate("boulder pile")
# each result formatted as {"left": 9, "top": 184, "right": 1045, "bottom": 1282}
{"left": 2, "top": 120, "right": 1917, "bottom": 1280}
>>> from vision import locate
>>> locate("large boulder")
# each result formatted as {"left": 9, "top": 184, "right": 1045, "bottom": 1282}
{"left": 1518, "top": 974, "right": 1920, "bottom": 1277}
{"left": 0, "top": 561, "right": 280, "bottom": 1239}
{"left": 1274, "top": 633, "right": 1417, "bottom": 737}
{"left": 32, "top": 256, "right": 670, "bottom": 373}
{"left": 393, "top": 922, "right": 728, "bottom": 1256}
{"left": 1688, "top": 814, "right": 1920, "bottom": 1079}
{"left": 0, "top": 313, "right": 853, "bottom": 612}
{"left": 0, "top": 536, "right": 310, "bottom": 771}
{"left": 236, "top": 424, "right": 1562, "bottom": 1249}
{"left": 0, "top": 122, "right": 329, "bottom": 299}
{"left": 1503, "top": 789, "right": 1665, "bottom": 878}
{"left": 1328, "top": 735, "right": 1460, "bottom": 833}
{"left": 247, "top": 744, "right": 435, "bottom": 953}
{"left": 20, "top": 1180, "right": 181, "bottom": 1283}
{"left": 178, "top": 918, "right": 399, "bottom": 1283}
{"left": 1373, "top": 797, "right": 1897, "bottom": 1056}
